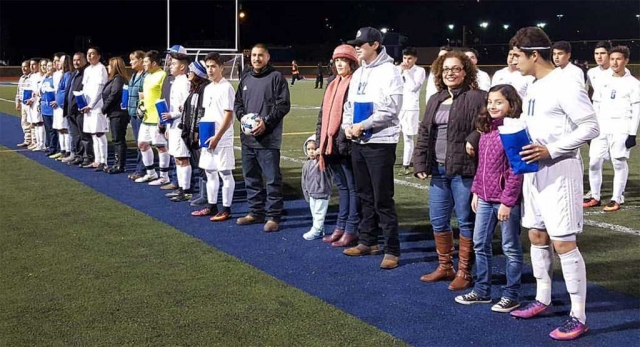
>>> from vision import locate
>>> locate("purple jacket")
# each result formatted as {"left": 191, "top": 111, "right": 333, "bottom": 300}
{"left": 471, "top": 118, "right": 523, "bottom": 207}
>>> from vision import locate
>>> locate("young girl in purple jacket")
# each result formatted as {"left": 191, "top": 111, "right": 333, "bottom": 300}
{"left": 455, "top": 84, "right": 524, "bottom": 312}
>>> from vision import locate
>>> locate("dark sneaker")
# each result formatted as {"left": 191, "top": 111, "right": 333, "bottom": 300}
{"left": 510, "top": 300, "right": 549, "bottom": 319}
{"left": 549, "top": 317, "right": 589, "bottom": 341}
{"left": 454, "top": 291, "right": 491, "bottom": 305}
{"left": 165, "top": 189, "right": 181, "bottom": 198}
{"left": 603, "top": 200, "right": 620, "bottom": 212}
{"left": 491, "top": 297, "right": 520, "bottom": 312}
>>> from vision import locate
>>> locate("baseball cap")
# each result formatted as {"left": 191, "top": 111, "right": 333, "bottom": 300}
{"left": 167, "top": 45, "right": 189, "bottom": 59}
{"left": 347, "top": 27, "right": 383, "bottom": 46}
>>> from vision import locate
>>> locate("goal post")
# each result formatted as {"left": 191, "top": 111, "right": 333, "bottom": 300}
{"left": 186, "top": 50, "right": 245, "bottom": 81}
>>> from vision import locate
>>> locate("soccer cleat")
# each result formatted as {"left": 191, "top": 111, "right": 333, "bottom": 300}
{"left": 454, "top": 291, "right": 492, "bottom": 305}
{"left": 491, "top": 297, "right": 520, "bottom": 313}
{"left": 210, "top": 211, "right": 231, "bottom": 222}
{"left": 303, "top": 228, "right": 324, "bottom": 240}
{"left": 582, "top": 197, "right": 600, "bottom": 208}
{"left": 148, "top": 177, "right": 170, "bottom": 186}
{"left": 549, "top": 317, "right": 589, "bottom": 341}
{"left": 135, "top": 173, "right": 159, "bottom": 183}
{"left": 17, "top": 142, "right": 30, "bottom": 147}
{"left": 510, "top": 300, "right": 549, "bottom": 319}
{"left": 603, "top": 200, "right": 620, "bottom": 212}
{"left": 165, "top": 189, "right": 181, "bottom": 198}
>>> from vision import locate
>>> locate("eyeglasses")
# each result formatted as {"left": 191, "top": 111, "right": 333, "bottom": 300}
{"left": 442, "top": 66, "right": 463, "bottom": 74}
{"left": 355, "top": 41, "right": 376, "bottom": 48}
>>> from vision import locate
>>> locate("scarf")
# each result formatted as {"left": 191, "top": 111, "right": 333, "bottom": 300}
{"left": 318, "top": 74, "right": 352, "bottom": 171}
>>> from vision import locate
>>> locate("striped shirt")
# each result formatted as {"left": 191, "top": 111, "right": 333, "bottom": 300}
{"left": 127, "top": 71, "right": 147, "bottom": 117}
{"left": 16, "top": 74, "right": 30, "bottom": 105}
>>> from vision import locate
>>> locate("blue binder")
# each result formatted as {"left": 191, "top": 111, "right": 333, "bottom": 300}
{"left": 156, "top": 99, "right": 173, "bottom": 125}
{"left": 73, "top": 91, "right": 88, "bottom": 109}
{"left": 121, "top": 85, "right": 129, "bottom": 109}
{"left": 199, "top": 122, "right": 216, "bottom": 148}
{"left": 353, "top": 101, "right": 373, "bottom": 138}
{"left": 499, "top": 129, "right": 539, "bottom": 174}
{"left": 22, "top": 89, "right": 33, "bottom": 104}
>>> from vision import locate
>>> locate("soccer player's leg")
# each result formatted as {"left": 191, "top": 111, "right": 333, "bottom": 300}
{"left": 135, "top": 124, "right": 159, "bottom": 183}
{"left": 149, "top": 128, "right": 170, "bottom": 186}
{"left": 604, "top": 134, "right": 630, "bottom": 211}
{"left": 584, "top": 134, "right": 609, "bottom": 207}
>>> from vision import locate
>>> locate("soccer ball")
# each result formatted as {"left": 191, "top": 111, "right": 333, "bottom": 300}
{"left": 240, "top": 113, "right": 260, "bottom": 135}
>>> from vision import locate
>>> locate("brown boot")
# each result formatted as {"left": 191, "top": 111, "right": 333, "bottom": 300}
{"left": 331, "top": 232, "right": 358, "bottom": 247}
{"left": 449, "top": 235, "right": 474, "bottom": 291}
{"left": 421, "top": 232, "right": 456, "bottom": 282}
{"left": 322, "top": 227, "right": 344, "bottom": 243}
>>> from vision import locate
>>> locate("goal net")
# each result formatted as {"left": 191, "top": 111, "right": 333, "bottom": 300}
{"left": 186, "top": 51, "right": 245, "bottom": 81}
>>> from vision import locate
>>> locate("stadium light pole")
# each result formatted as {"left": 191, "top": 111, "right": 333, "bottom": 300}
{"left": 537, "top": 22, "right": 547, "bottom": 29}
{"left": 479, "top": 22, "right": 489, "bottom": 29}
{"left": 556, "top": 14, "right": 564, "bottom": 23}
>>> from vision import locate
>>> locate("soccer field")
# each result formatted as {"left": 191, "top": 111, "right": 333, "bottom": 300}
{"left": 0, "top": 81, "right": 638, "bottom": 346}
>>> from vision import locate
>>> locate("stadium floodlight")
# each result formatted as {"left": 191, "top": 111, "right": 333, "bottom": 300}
{"left": 479, "top": 22, "right": 489, "bottom": 29}
{"left": 381, "top": 27, "right": 389, "bottom": 34}
{"left": 239, "top": 11, "right": 246, "bottom": 19}
{"left": 502, "top": 24, "right": 509, "bottom": 30}
{"left": 448, "top": 24, "right": 455, "bottom": 30}
{"left": 537, "top": 22, "right": 547, "bottom": 28}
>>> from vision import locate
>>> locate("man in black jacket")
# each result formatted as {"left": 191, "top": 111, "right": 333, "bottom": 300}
{"left": 63, "top": 52, "right": 93, "bottom": 166}
{"left": 234, "top": 43, "right": 291, "bottom": 232}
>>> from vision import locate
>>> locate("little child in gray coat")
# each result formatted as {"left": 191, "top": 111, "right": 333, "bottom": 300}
{"left": 301, "top": 135, "right": 333, "bottom": 240}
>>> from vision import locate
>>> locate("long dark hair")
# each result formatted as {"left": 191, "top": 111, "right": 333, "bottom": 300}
{"left": 476, "top": 84, "right": 522, "bottom": 133}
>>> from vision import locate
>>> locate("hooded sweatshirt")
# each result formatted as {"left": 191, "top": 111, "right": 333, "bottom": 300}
{"left": 234, "top": 64, "right": 291, "bottom": 149}
{"left": 301, "top": 135, "right": 333, "bottom": 201}
{"left": 341, "top": 47, "right": 403, "bottom": 144}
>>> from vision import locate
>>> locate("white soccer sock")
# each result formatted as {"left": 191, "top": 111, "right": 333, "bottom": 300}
{"left": 588, "top": 158, "right": 604, "bottom": 201}
{"left": 97, "top": 135, "right": 108, "bottom": 164}
{"left": 183, "top": 165, "right": 192, "bottom": 190}
{"left": 559, "top": 248, "right": 587, "bottom": 324}
{"left": 205, "top": 170, "right": 220, "bottom": 205}
{"left": 37, "top": 125, "right": 46, "bottom": 148}
{"left": 158, "top": 151, "right": 170, "bottom": 178}
{"left": 530, "top": 244, "right": 554, "bottom": 305}
{"left": 58, "top": 132, "right": 65, "bottom": 152}
{"left": 219, "top": 170, "right": 235, "bottom": 207}
{"left": 91, "top": 134, "right": 101, "bottom": 162}
{"left": 402, "top": 134, "right": 414, "bottom": 167}
{"left": 611, "top": 158, "right": 628, "bottom": 203}
{"left": 140, "top": 148, "right": 155, "bottom": 176}
{"left": 176, "top": 165, "right": 184, "bottom": 189}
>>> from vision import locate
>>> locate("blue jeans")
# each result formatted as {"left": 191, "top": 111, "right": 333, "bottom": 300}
{"left": 429, "top": 165, "right": 474, "bottom": 238}
{"left": 330, "top": 157, "right": 360, "bottom": 234}
{"left": 473, "top": 198, "right": 523, "bottom": 300}
{"left": 130, "top": 116, "right": 144, "bottom": 174}
{"left": 241, "top": 145, "right": 283, "bottom": 221}
{"left": 43, "top": 115, "right": 58, "bottom": 152}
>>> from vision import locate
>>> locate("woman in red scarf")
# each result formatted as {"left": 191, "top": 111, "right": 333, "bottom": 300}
{"left": 315, "top": 45, "right": 361, "bottom": 247}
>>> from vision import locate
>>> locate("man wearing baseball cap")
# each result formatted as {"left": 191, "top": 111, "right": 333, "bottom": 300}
{"left": 342, "top": 26, "right": 404, "bottom": 269}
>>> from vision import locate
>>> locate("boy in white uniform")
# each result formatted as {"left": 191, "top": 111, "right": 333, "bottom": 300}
{"left": 583, "top": 45, "right": 640, "bottom": 212}
{"left": 15, "top": 61, "right": 32, "bottom": 147}
{"left": 586, "top": 41, "right": 611, "bottom": 98}
{"left": 397, "top": 47, "right": 426, "bottom": 175}
{"left": 191, "top": 52, "right": 236, "bottom": 221}
{"left": 491, "top": 48, "right": 534, "bottom": 98}
{"left": 552, "top": 41, "right": 586, "bottom": 89}
{"left": 81, "top": 47, "right": 109, "bottom": 170}
{"left": 463, "top": 48, "right": 491, "bottom": 91}
{"left": 508, "top": 27, "right": 599, "bottom": 341}
{"left": 163, "top": 53, "right": 192, "bottom": 201}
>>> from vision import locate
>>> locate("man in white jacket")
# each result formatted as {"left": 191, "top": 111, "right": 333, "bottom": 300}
{"left": 553, "top": 41, "right": 586, "bottom": 89}
{"left": 491, "top": 48, "right": 533, "bottom": 98}
{"left": 397, "top": 47, "right": 426, "bottom": 175}
{"left": 342, "top": 27, "right": 403, "bottom": 270}
{"left": 463, "top": 48, "right": 491, "bottom": 91}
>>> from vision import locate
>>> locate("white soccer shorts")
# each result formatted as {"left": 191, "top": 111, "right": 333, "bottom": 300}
{"left": 138, "top": 123, "right": 167, "bottom": 146}
{"left": 198, "top": 146, "right": 236, "bottom": 172}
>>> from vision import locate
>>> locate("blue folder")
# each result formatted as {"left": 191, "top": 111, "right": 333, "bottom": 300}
{"left": 22, "top": 89, "right": 33, "bottom": 104}
{"left": 199, "top": 122, "right": 216, "bottom": 148}
{"left": 121, "top": 85, "right": 129, "bottom": 109}
{"left": 353, "top": 101, "right": 373, "bottom": 138}
{"left": 499, "top": 129, "right": 539, "bottom": 175}
{"left": 73, "top": 92, "right": 88, "bottom": 109}
{"left": 44, "top": 91, "right": 55, "bottom": 104}
{"left": 156, "top": 99, "right": 173, "bottom": 125}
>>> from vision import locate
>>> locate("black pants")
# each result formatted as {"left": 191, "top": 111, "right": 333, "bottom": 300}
{"left": 109, "top": 115, "right": 129, "bottom": 168}
{"left": 315, "top": 75, "right": 323, "bottom": 89}
{"left": 351, "top": 142, "right": 400, "bottom": 256}
{"left": 241, "top": 145, "right": 283, "bottom": 221}
{"left": 291, "top": 73, "right": 300, "bottom": 85}
{"left": 68, "top": 112, "right": 94, "bottom": 161}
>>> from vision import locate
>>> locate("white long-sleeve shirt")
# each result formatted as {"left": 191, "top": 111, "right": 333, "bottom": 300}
{"left": 557, "top": 62, "right": 586, "bottom": 90}
{"left": 82, "top": 63, "right": 108, "bottom": 110}
{"left": 398, "top": 64, "right": 426, "bottom": 111}
{"left": 491, "top": 66, "right": 534, "bottom": 98}
{"left": 477, "top": 69, "right": 491, "bottom": 91}
{"left": 522, "top": 68, "right": 599, "bottom": 160}
{"left": 593, "top": 69, "right": 640, "bottom": 136}
{"left": 425, "top": 72, "right": 437, "bottom": 104}
{"left": 168, "top": 74, "right": 191, "bottom": 129}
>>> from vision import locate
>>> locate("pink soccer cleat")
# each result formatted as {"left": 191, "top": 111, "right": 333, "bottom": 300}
{"left": 510, "top": 300, "right": 549, "bottom": 319}
{"left": 549, "top": 317, "right": 589, "bottom": 340}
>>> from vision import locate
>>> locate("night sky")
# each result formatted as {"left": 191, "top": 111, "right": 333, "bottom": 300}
{"left": 1, "top": 0, "right": 639, "bottom": 64}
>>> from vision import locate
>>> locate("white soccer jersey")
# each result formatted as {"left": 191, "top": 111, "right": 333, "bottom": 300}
{"left": 593, "top": 70, "right": 640, "bottom": 135}
{"left": 587, "top": 66, "right": 610, "bottom": 96}
{"left": 81, "top": 63, "right": 108, "bottom": 110}
{"left": 491, "top": 67, "right": 534, "bottom": 98}
{"left": 52, "top": 70, "right": 63, "bottom": 91}
{"left": 169, "top": 74, "right": 190, "bottom": 129}
{"left": 398, "top": 64, "right": 426, "bottom": 111}
{"left": 522, "top": 68, "right": 598, "bottom": 160}
{"left": 477, "top": 69, "right": 491, "bottom": 91}
{"left": 425, "top": 72, "right": 437, "bottom": 104}
{"left": 557, "top": 63, "right": 586, "bottom": 89}
{"left": 202, "top": 78, "right": 236, "bottom": 148}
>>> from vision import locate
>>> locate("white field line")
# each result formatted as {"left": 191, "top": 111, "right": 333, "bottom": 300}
{"left": 3, "top": 95, "right": 636, "bottom": 235}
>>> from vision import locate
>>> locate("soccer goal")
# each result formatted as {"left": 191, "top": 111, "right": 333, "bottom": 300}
{"left": 187, "top": 50, "right": 245, "bottom": 81}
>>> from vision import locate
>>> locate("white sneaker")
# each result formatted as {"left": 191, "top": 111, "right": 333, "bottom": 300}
{"left": 149, "top": 176, "right": 170, "bottom": 186}
{"left": 135, "top": 173, "right": 159, "bottom": 183}
{"left": 303, "top": 228, "right": 324, "bottom": 241}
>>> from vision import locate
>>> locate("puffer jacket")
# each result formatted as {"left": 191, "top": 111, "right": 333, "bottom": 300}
{"left": 413, "top": 86, "right": 486, "bottom": 177}
{"left": 471, "top": 118, "right": 523, "bottom": 207}
{"left": 301, "top": 135, "right": 333, "bottom": 201}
